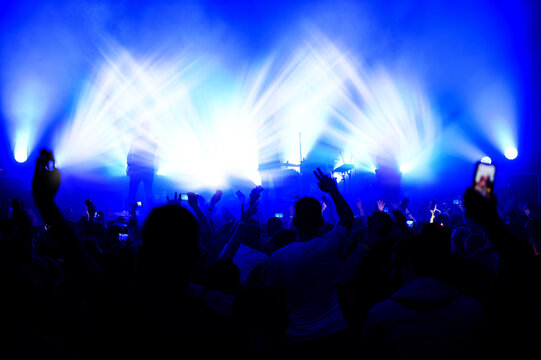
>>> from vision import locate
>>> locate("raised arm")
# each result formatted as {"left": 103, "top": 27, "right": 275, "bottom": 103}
{"left": 206, "top": 189, "right": 222, "bottom": 232}
{"left": 218, "top": 201, "right": 258, "bottom": 262}
{"left": 462, "top": 187, "right": 533, "bottom": 265}
{"left": 187, "top": 192, "right": 214, "bottom": 256}
{"left": 314, "top": 168, "right": 353, "bottom": 231}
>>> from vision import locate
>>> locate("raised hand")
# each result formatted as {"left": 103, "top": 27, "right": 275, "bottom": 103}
{"left": 32, "top": 149, "right": 61, "bottom": 206}
{"left": 210, "top": 189, "right": 223, "bottom": 208}
{"left": 85, "top": 199, "right": 96, "bottom": 221}
{"left": 392, "top": 209, "right": 407, "bottom": 226}
{"left": 241, "top": 202, "right": 258, "bottom": 222}
{"left": 236, "top": 190, "right": 246, "bottom": 204}
{"left": 167, "top": 192, "right": 181, "bottom": 206}
{"left": 314, "top": 168, "right": 338, "bottom": 194}
{"left": 249, "top": 185, "right": 264, "bottom": 205}
{"left": 187, "top": 192, "right": 199, "bottom": 209}
{"left": 376, "top": 200, "right": 385, "bottom": 212}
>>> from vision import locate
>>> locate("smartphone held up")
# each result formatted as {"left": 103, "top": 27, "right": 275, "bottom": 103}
{"left": 473, "top": 162, "right": 496, "bottom": 199}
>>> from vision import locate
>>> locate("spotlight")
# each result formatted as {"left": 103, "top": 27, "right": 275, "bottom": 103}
{"left": 399, "top": 163, "right": 412, "bottom": 174}
{"left": 14, "top": 148, "right": 28, "bottom": 163}
{"left": 480, "top": 156, "right": 492, "bottom": 164}
{"left": 504, "top": 147, "right": 518, "bottom": 160}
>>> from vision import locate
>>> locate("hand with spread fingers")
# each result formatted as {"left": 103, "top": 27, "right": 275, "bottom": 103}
{"left": 313, "top": 168, "right": 338, "bottom": 194}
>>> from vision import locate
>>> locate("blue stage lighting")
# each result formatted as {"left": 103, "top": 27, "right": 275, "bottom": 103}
{"left": 13, "top": 132, "right": 29, "bottom": 163}
{"left": 504, "top": 147, "right": 518, "bottom": 160}
{"left": 400, "top": 163, "right": 412, "bottom": 174}
{"left": 480, "top": 156, "right": 492, "bottom": 164}
{"left": 14, "top": 147, "right": 28, "bottom": 163}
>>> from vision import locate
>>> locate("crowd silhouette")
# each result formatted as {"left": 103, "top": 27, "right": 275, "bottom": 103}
{"left": 0, "top": 148, "right": 540, "bottom": 359}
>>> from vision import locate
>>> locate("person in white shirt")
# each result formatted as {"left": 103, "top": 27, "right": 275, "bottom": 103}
{"left": 266, "top": 168, "right": 354, "bottom": 352}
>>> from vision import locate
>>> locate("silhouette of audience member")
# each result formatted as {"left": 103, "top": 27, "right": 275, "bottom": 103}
{"left": 266, "top": 216, "right": 283, "bottom": 237}
{"left": 362, "top": 234, "right": 486, "bottom": 359}
{"left": 5, "top": 146, "right": 541, "bottom": 359}
{"left": 433, "top": 212, "right": 451, "bottom": 228}
{"left": 136, "top": 204, "right": 234, "bottom": 357}
{"left": 451, "top": 226, "right": 471, "bottom": 257}
{"left": 266, "top": 168, "right": 353, "bottom": 356}
{"left": 462, "top": 187, "right": 540, "bottom": 356}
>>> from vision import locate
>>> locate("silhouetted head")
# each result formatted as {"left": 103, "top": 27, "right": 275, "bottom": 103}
{"left": 392, "top": 233, "right": 449, "bottom": 281}
{"left": 451, "top": 226, "right": 471, "bottom": 256}
{"left": 140, "top": 205, "right": 200, "bottom": 281}
{"left": 243, "top": 224, "right": 262, "bottom": 250}
{"left": 420, "top": 222, "right": 452, "bottom": 255}
{"left": 433, "top": 213, "right": 451, "bottom": 228}
{"left": 266, "top": 217, "right": 283, "bottom": 236}
{"left": 293, "top": 197, "right": 323, "bottom": 232}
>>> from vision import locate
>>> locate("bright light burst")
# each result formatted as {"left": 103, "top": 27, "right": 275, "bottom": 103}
{"left": 301, "top": 33, "right": 439, "bottom": 177}
{"left": 504, "top": 147, "right": 518, "bottom": 160}
{"left": 3, "top": 79, "right": 54, "bottom": 164}
{"left": 54, "top": 45, "right": 214, "bottom": 179}
{"left": 53, "top": 31, "right": 441, "bottom": 190}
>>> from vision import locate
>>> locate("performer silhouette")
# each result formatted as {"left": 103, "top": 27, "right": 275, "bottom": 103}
{"left": 127, "top": 127, "right": 157, "bottom": 212}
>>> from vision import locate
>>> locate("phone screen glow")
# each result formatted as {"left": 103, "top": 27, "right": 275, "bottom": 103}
{"left": 474, "top": 163, "right": 496, "bottom": 198}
